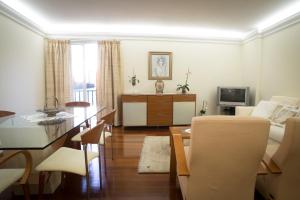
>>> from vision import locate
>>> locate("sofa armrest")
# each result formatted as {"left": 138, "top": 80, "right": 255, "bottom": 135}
{"left": 235, "top": 106, "right": 255, "bottom": 116}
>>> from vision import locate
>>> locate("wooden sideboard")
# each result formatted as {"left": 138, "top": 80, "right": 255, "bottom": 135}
{"left": 122, "top": 94, "right": 196, "bottom": 127}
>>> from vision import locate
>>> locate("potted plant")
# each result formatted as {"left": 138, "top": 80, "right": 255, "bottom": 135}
{"left": 200, "top": 100, "right": 208, "bottom": 116}
{"left": 177, "top": 68, "right": 191, "bottom": 94}
{"left": 129, "top": 69, "right": 140, "bottom": 93}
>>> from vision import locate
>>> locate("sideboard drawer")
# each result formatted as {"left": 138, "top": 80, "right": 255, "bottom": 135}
{"left": 147, "top": 95, "right": 173, "bottom": 126}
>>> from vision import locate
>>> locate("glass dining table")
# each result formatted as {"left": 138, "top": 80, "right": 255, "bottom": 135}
{"left": 0, "top": 106, "right": 105, "bottom": 150}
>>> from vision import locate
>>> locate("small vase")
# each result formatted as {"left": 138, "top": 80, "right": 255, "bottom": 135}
{"left": 182, "top": 88, "right": 187, "bottom": 94}
{"left": 155, "top": 80, "right": 164, "bottom": 94}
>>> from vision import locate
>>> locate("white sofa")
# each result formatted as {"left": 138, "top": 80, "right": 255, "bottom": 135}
{"left": 235, "top": 96, "right": 300, "bottom": 156}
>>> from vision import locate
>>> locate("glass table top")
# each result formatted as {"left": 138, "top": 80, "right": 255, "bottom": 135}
{"left": 0, "top": 106, "right": 105, "bottom": 150}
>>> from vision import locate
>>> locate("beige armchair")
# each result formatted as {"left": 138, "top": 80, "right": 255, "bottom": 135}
{"left": 173, "top": 116, "right": 270, "bottom": 200}
{"left": 256, "top": 117, "right": 300, "bottom": 200}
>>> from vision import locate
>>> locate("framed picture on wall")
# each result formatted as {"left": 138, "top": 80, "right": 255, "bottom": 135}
{"left": 148, "top": 52, "right": 172, "bottom": 80}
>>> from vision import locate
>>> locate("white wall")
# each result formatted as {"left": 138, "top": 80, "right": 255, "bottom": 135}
{"left": 241, "top": 38, "right": 262, "bottom": 105}
{"left": 121, "top": 40, "right": 242, "bottom": 114}
{"left": 260, "top": 23, "right": 300, "bottom": 100}
{"left": 0, "top": 14, "right": 44, "bottom": 114}
{"left": 241, "top": 22, "right": 300, "bottom": 104}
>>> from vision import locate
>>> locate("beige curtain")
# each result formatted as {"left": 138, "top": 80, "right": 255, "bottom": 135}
{"left": 44, "top": 39, "right": 72, "bottom": 107}
{"left": 96, "top": 40, "right": 122, "bottom": 125}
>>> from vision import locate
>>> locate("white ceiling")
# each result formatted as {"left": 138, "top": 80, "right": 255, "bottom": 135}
{"left": 1, "top": 0, "right": 300, "bottom": 40}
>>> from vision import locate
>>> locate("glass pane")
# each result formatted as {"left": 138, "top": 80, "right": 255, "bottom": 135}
{"left": 84, "top": 43, "right": 97, "bottom": 105}
{"left": 71, "top": 43, "right": 98, "bottom": 105}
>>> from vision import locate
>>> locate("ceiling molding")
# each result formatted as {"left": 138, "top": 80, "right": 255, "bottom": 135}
{"left": 47, "top": 33, "right": 243, "bottom": 45}
{"left": 243, "top": 30, "right": 259, "bottom": 44}
{"left": 0, "top": 1, "right": 45, "bottom": 36}
{"left": 259, "top": 12, "right": 300, "bottom": 38}
{"left": 1, "top": 2, "right": 300, "bottom": 45}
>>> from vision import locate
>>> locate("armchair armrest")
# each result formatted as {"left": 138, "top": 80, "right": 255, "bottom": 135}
{"left": 0, "top": 150, "right": 32, "bottom": 184}
{"left": 235, "top": 106, "right": 255, "bottom": 116}
{"left": 257, "top": 162, "right": 268, "bottom": 175}
{"left": 172, "top": 134, "right": 189, "bottom": 176}
{"left": 262, "top": 153, "right": 282, "bottom": 174}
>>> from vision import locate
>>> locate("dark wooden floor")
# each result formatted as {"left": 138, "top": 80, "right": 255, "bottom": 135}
{"left": 10, "top": 127, "right": 265, "bottom": 200}
{"left": 53, "top": 127, "right": 182, "bottom": 200}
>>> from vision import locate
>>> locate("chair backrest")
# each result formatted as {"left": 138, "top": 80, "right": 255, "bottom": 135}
{"left": 0, "top": 110, "right": 15, "bottom": 118}
{"left": 271, "top": 117, "right": 300, "bottom": 199}
{"left": 186, "top": 116, "right": 270, "bottom": 200}
{"left": 65, "top": 101, "right": 90, "bottom": 107}
{"left": 81, "top": 120, "right": 105, "bottom": 145}
{"left": 100, "top": 109, "right": 116, "bottom": 125}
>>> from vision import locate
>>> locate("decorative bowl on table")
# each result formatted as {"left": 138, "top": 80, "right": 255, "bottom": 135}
{"left": 38, "top": 97, "right": 64, "bottom": 117}
{"left": 37, "top": 108, "right": 64, "bottom": 117}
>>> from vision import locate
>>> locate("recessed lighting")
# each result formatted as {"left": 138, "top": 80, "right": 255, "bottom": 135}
{"left": 256, "top": 1, "right": 300, "bottom": 33}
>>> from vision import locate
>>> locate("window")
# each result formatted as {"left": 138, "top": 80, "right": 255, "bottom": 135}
{"left": 71, "top": 43, "right": 98, "bottom": 105}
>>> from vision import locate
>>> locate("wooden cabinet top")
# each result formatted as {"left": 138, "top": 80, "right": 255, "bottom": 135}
{"left": 122, "top": 93, "right": 196, "bottom": 102}
{"left": 121, "top": 93, "right": 196, "bottom": 96}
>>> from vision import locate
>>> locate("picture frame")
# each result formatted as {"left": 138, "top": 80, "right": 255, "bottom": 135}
{"left": 148, "top": 52, "right": 172, "bottom": 80}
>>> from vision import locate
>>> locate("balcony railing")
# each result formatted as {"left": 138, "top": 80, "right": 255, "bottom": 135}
{"left": 73, "top": 88, "right": 96, "bottom": 105}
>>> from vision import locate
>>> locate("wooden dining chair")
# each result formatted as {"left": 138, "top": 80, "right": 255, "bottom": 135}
{"left": 65, "top": 101, "right": 91, "bottom": 107}
{"left": 36, "top": 120, "right": 105, "bottom": 199}
{"left": 100, "top": 109, "right": 116, "bottom": 160}
{"left": 0, "top": 110, "right": 15, "bottom": 118}
{"left": 0, "top": 150, "right": 32, "bottom": 200}
{"left": 71, "top": 109, "right": 116, "bottom": 173}
{"left": 65, "top": 101, "right": 91, "bottom": 128}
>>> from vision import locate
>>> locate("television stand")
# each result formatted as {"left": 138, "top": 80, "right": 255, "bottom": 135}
{"left": 219, "top": 106, "right": 235, "bottom": 115}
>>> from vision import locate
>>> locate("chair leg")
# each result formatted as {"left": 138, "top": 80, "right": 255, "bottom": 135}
{"left": 110, "top": 128, "right": 114, "bottom": 160}
{"left": 86, "top": 175, "right": 90, "bottom": 200}
{"left": 98, "top": 144, "right": 103, "bottom": 190}
{"left": 61, "top": 172, "right": 66, "bottom": 189}
{"left": 38, "top": 172, "right": 46, "bottom": 200}
{"left": 22, "top": 183, "right": 31, "bottom": 200}
{"left": 83, "top": 145, "right": 90, "bottom": 200}
{"left": 103, "top": 132, "right": 107, "bottom": 177}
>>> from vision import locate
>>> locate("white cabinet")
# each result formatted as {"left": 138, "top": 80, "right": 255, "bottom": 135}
{"left": 123, "top": 102, "right": 147, "bottom": 126}
{"left": 173, "top": 102, "right": 196, "bottom": 125}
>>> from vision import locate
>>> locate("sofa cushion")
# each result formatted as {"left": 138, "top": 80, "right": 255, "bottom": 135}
{"left": 251, "top": 101, "right": 279, "bottom": 119}
{"left": 270, "top": 106, "right": 298, "bottom": 125}
{"left": 269, "top": 124, "right": 285, "bottom": 143}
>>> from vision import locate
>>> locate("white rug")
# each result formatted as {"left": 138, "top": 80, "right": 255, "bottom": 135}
{"left": 138, "top": 136, "right": 170, "bottom": 173}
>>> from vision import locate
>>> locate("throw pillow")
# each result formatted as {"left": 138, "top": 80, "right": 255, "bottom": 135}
{"left": 251, "top": 100, "right": 279, "bottom": 119}
{"left": 295, "top": 110, "right": 300, "bottom": 117}
{"left": 271, "top": 106, "right": 298, "bottom": 124}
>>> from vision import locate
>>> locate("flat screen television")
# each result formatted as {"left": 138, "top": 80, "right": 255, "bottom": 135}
{"left": 217, "top": 87, "right": 250, "bottom": 106}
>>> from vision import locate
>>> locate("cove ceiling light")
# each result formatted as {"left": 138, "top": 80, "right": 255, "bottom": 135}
{"left": 0, "top": 0, "right": 247, "bottom": 40}
{"left": 47, "top": 23, "right": 247, "bottom": 40}
{"left": 256, "top": 1, "right": 300, "bottom": 33}
{"left": 0, "top": 0, "right": 49, "bottom": 29}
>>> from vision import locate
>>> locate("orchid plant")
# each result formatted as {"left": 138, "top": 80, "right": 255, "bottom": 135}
{"left": 129, "top": 68, "right": 140, "bottom": 87}
{"left": 177, "top": 68, "right": 191, "bottom": 94}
